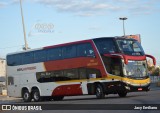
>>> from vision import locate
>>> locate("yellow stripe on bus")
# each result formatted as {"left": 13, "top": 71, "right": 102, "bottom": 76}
{"left": 54, "top": 74, "right": 150, "bottom": 85}
{"left": 108, "top": 75, "right": 150, "bottom": 85}
{"left": 54, "top": 78, "right": 110, "bottom": 84}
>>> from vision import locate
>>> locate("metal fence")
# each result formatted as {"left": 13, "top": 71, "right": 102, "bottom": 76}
{"left": 150, "top": 76, "right": 160, "bottom": 83}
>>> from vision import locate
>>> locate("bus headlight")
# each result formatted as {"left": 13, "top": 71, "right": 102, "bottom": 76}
{"left": 126, "top": 81, "right": 131, "bottom": 84}
{"left": 125, "top": 86, "right": 130, "bottom": 90}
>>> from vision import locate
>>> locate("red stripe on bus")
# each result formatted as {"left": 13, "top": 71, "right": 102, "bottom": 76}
{"left": 52, "top": 84, "right": 83, "bottom": 96}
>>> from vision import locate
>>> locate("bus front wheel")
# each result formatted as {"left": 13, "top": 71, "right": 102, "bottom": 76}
{"left": 95, "top": 84, "right": 105, "bottom": 99}
{"left": 22, "top": 90, "right": 31, "bottom": 102}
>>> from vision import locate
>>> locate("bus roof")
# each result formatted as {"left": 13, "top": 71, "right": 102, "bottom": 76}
{"left": 7, "top": 36, "right": 136, "bottom": 56}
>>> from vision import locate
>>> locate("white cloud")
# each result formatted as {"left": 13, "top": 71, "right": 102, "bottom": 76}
{"left": 35, "top": 0, "right": 160, "bottom": 16}
{"left": 0, "top": 2, "right": 7, "bottom": 8}
{"left": 4, "top": 0, "right": 160, "bottom": 16}
{"left": 35, "top": 0, "right": 119, "bottom": 16}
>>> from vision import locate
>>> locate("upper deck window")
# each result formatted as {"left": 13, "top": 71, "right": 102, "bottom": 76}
{"left": 34, "top": 50, "right": 46, "bottom": 62}
{"left": 7, "top": 42, "right": 95, "bottom": 66}
{"left": 22, "top": 52, "right": 34, "bottom": 64}
{"left": 77, "top": 43, "right": 95, "bottom": 57}
{"left": 47, "top": 48, "right": 62, "bottom": 61}
{"left": 94, "top": 38, "right": 118, "bottom": 54}
{"left": 62, "top": 45, "right": 76, "bottom": 59}
{"left": 116, "top": 39, "right": 145, "bottom": 56}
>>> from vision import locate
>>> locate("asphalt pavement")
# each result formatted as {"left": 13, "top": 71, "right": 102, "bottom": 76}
{"left": 0, "top": 83, "right": 160, "bottom": 113}
{"left": 0, "top": 83, "right": 160, "bottom": 104}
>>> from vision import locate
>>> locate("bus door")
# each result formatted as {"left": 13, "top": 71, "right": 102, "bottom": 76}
{"left": 102, "top": 56, "right": 123, "bottom": 78}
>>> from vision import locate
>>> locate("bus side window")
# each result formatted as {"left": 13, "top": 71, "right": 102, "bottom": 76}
{"left": 53, "top": 71, "right": 63, "bottom": 81}
{"left": 63, "top": 69, "right": 78, "bottom": 80}
{"left": 47, "top": 48, "right": 62, "bottom": 61}
{"left": 63, "top": 45, "right": 76, "bottom": 59}
{"left": 34, "top": 50, "right": 46, "bottom": 63}
{"left": 22, "top": 52, "right": 33, "bottom": 65}
{"left": 7, "top": 54, "right": 22, "bottom": 66}
{"left": 77, "top": 43, "right": 95, "bottom": 57}
{"left": 79, "top": 68, "right": 87, "bottom": 79}
{"left": 94, "top": 39, "right": 118, "bottom": 54}
{"left": 87, "top": 68, "right": 101, "bottom": 78}
{"left": 8, "top": 76, "right": 14, "bottom": 85}
{"left": 7, "top": 55, "right": 14, "bottom": 66}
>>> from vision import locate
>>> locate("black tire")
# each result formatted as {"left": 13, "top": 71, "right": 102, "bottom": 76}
{"left": 52, "top": 96, "right": 64, "bottom": 101}
{"left": 118, "top": 91, "right": 127, "bottom": 97}
{"left": 32, "top": 89, "right": 41, "bottom": 102}
{"left": 22, "top": 90, "right": 31, "bottom": 102}
{"left": 95, "top": 84, "right": 105, "bottom": 99}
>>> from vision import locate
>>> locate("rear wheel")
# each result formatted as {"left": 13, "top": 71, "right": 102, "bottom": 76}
{"left": 22, "top": 90, "right": 31, "bottom": 102}
{"left": 32, "top": 89, "right": 41, "bottom": 102}
{"left": 95, "top": 84, "right": 105, "bottom": 99}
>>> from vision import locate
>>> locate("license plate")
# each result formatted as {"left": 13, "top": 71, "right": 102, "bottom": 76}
{"left": 138, "top": 88, "right": 142, "bottom": 91}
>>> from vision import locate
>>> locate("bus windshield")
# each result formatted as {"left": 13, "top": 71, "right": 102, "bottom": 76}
{"left": 116, "top": 39, "right": 145, "bottom": 56}
{"left": 123, "top": 60, "right": 148, "bottom": 78}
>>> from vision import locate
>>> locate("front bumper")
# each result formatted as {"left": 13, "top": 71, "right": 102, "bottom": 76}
{"left": 125, "top": 83, "right": 150, "bottom": 92}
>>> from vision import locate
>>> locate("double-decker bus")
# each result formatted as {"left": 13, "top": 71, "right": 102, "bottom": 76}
{"left": 6, "top": 36, "right": 156, "bottom": 102}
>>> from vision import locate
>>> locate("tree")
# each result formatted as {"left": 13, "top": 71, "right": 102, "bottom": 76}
{"left": 152, "top": 68, "right": 160, "bottom": 76}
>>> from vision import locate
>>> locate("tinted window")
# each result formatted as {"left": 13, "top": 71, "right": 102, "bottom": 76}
{"left": 36, "top": 71, "right": 54, "bottom": 83}
{"left": 7, "top": 55, "right": 15, "bottom": 66}
{"left": 77, "top": 43, "right": 95, "bottom": 57}
{"left": 79, "top": 68, "right": 87, "bottom": 79}
{"left": 22, "top": 52, "right": 33, "bottom": 64}
{"left": 8, "top": 76, "right": 14, "bottom": 85}
{"left": 15, "top": 54, "right": 22, "bottom": 65}
{"left": 47, "top": 48, "right": 62, "bottom": 61}
{"left": 37, "top": 71, "right": 64, "bottom": 82}
{"left": 7, "top": 54, "right": 22, "bottom": 66}
{"left": 87, "top": 68, "right": 101, "bottom": 78}
{"left": 64, "top": 68, "right": 78, "bottom": 80}
{"left": 94, "top": 38, "right": 118, "bottom": 54}
{"left": 34, "top": 50, "right": 46, "bottom": 63}
{"left": 36, "top": 68, "right": 102, "bottom": 83}
{"left": 36, "top": 69, "right": 79, "bottom": 83}
{"left": 116, "top": 39, "right": 145, "bottom": 56}
{"left": 63, "top": 45, "right": 76, "bottom": 59}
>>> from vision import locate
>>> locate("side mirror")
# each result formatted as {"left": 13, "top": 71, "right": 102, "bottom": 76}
{"left": 145, "top": 54, "right": 156, "bottom": 66}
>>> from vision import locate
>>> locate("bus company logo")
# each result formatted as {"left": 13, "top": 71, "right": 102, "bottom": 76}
{"left": 1, "top": 105, "right": 42, "bottom": 111}
{"left": 17, "top": 66, "right": 36, "bottom": 72}
{"left": 2, "top": 105, "right": 11, "bottom": 110}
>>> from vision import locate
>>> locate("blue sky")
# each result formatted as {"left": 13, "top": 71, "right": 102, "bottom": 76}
{"left": 0, "top": 0, "right": 160, "bottom": 65}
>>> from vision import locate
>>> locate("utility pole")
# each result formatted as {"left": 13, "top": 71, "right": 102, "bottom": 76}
{"left": 20, "top": 0, "right": 28, "bottom": 50}
{"left": 119, "top": 17, "right": 127, "bottom": 36}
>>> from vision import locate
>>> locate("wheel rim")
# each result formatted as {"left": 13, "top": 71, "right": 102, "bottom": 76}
{"left": 34, "top": 92, "right": 39, "bottom": 101}
{"left": 96, "top": 87, "right": 101, "bottom": 97}
{"left": 24, "top": 92, "right": 29, "bottom": 100}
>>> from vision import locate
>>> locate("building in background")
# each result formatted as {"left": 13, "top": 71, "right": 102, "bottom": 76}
{"left": 0, "top": 58, "right": 6, "bottom": 95}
